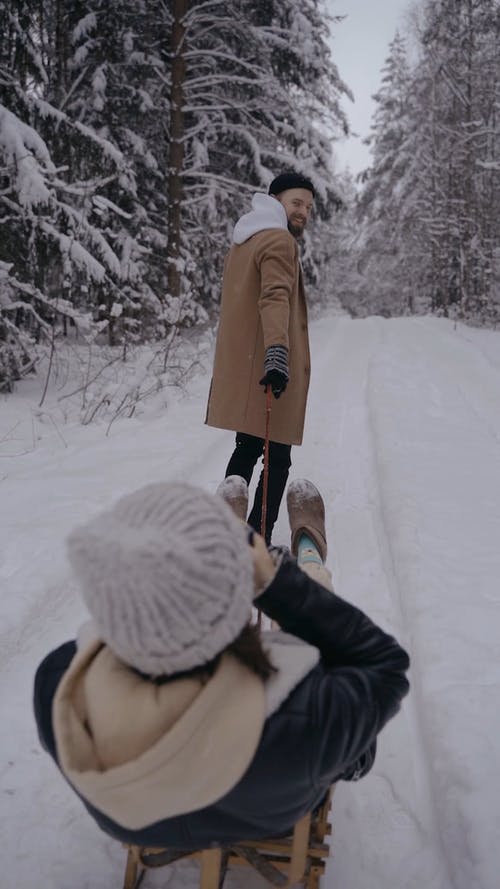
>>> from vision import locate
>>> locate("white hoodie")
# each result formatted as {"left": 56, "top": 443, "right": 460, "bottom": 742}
{"left": 232, "top": 192, "right": 288, "bottom": 245}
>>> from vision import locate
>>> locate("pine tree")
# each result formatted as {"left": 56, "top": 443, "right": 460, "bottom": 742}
{"left": 354, "top": 32, "right": 416, "bottom": 316}
{"left": 0, "top": 0, "right": 352, "bottom": 392}
{"left": 164, "top": 0, "right": 349, "bottom": 311}
{"left": 51, "top": 0, "right": 174, "bottom": 344}
{"left": 416, "top": 0, "right": 500, "bottom": 319}
{"left": 354, "top": 1, "right": 500, "bottom": 323}
{"left": 0, "top": 1, "right": 144, "bottom": 389}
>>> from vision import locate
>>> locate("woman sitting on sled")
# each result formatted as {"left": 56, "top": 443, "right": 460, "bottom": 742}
{"left": 34, "top": 476, "right": 409, "bottom": 851}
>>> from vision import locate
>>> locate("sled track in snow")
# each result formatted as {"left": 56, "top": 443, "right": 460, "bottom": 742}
{"left": 364, "top": 330, "right": 456, "bottom": 888}
{"left": 302, "top": 316, "right": 455, "bottom": 889}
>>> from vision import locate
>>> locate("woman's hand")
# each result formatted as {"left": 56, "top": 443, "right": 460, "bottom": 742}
{"left": 249, "top": 530, "right": 277, "bottom": 595}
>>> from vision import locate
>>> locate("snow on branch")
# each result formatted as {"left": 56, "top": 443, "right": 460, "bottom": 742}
{"left": 34, "top": 99, "right": 125, "bottom": 168}
{"left": 183, "top": 49, "right": 264, "bottom": 78}
{"left": 8, "top": 11, "right": 47, "bottom": 85}
{"left": 0, "top": 105, "right": 54, "bottom": 207}
{"left": 476, "top": 160, "right": 500, "bottom": 171}
{"left": 39, "top": 220, "right": 107, "bottom": 283}
{"left": 92, "top": 195, "right": 133, "bottom": 220}
{"left": 71, "top": 12, "right": 97, "bottom": 43}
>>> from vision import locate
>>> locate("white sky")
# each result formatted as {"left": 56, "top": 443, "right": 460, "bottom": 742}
{"left": 326, "top": 0, "right": 411, "bottom": 176}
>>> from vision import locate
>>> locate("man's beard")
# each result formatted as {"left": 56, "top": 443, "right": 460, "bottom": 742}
{"left": 287, "top": 219, "right": 305, "bottom": 239}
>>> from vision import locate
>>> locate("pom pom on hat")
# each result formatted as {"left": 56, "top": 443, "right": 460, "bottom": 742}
{"left": 268, "top": 172, "right": 315, "bottom": 197}
{"left": 67, "top": 482, "right": 254, "bottom": 676}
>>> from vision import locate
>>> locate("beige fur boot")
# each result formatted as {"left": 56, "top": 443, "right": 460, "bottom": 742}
{"left": 286, "top": 479, "right": 327, "bottom": 562}
{"left": 216, "top": 475, "right": 249, "bottom": 522}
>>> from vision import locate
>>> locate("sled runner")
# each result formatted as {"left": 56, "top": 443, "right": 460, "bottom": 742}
{"left": 122, "top": 787, "right": 333, "bottom": 889}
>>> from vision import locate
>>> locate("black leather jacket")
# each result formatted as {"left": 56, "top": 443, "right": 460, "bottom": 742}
{"left": 34, "top": 553, "right": 410, "bottom": 848}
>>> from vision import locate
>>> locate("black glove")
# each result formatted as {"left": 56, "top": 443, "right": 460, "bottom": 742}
{"left": 259, "top": 368, "right": 288, "bottom": 399}
{"left": 259, "top": 344, "right": 289, "bottom": 399}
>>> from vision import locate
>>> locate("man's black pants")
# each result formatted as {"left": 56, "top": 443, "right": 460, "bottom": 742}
{"left": 225, "top": 432, "right": 292, "bottom": 544}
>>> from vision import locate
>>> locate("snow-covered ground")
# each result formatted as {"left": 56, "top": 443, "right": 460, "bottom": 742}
{"left": 1, "top": 314, "right": 499, "bottom": 889}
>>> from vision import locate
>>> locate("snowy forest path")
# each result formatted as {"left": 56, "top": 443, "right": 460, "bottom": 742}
{"left": 1, "top": 315, "right": 499, "bottom": 889}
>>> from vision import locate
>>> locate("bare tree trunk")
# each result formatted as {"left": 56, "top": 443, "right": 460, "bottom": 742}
{"left": 461, "top": 0, "right": 474, "bottom": 314}
{"left": 166, "top": 0, "right": 188, "bottom": 301}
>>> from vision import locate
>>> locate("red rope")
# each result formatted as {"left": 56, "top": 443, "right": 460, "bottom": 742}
{"left": 260, "top": 385, "right": 272, "bottom": 538}
{"left": 257, "top": 386, "right": 272, "bottom": 630}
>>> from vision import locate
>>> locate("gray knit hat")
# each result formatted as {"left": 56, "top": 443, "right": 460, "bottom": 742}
{"left": 67, "top": 482, "right": 254, "bottom": 676}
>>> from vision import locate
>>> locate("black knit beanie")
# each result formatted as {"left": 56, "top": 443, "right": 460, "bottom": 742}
{"left": 268, "top": 172, "right": 315, "bottom": 197}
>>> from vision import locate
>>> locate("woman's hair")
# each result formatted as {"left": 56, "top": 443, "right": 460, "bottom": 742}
{"left": 226, "top": 622, "right": 277, "bottom": 680}
{"left": 151, "top": 623, "right": 276, "bottom": 685}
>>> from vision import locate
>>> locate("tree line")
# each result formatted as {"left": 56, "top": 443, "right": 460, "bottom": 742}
{"left": 3, "top": 0, "right": 498, "bottom": 395}
{"left": 346, "top": 0, "right": 500, "bottom": 323}
{"left": 0, "top": 0, "right": 347, "bottom": 392}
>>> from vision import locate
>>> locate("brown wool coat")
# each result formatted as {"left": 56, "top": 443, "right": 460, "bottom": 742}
{"left": 205, "top": 229, "right": 310, "bottom": 446}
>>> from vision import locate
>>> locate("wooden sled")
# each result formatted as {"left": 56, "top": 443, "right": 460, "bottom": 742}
{"left": 122, "top": 787, "right": 333, "bottom": 889}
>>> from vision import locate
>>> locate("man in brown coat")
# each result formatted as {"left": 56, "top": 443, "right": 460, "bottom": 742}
{"left": 206, "top": 172, "right": 315, "bottom": 542}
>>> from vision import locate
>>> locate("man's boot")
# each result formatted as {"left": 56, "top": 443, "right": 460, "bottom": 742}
{"left": 216, "top": 475, "right": 249, "bottom": 522}
{"left": 286, "top": 479, "right": 327, "bottom": 561}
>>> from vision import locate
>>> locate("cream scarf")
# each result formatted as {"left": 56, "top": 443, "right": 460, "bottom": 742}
{"left": 53, "top": 632, "right": 319, "bottom": 830}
